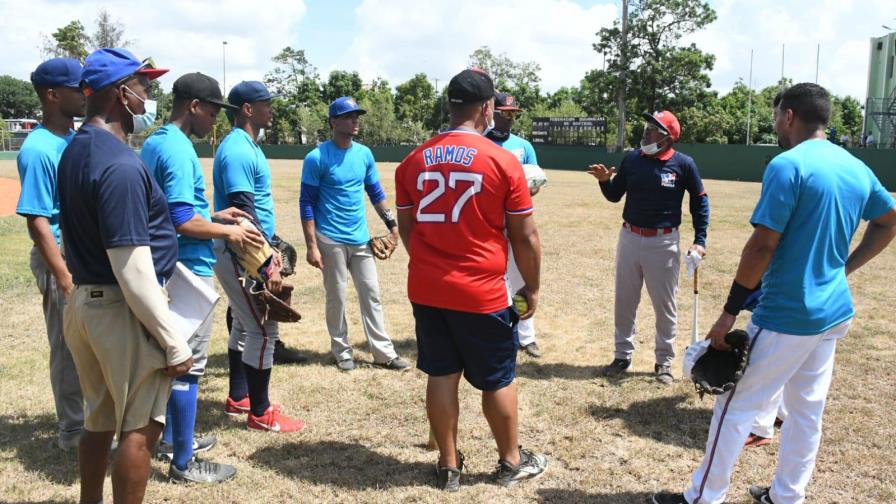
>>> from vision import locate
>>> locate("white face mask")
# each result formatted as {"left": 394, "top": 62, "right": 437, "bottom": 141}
{"left": 256, "top": 128, "right": 266, "bottom": 142}
{"left": 123, "top": 85, "right": 156, "bottom": 134}
{"left": 640, "top": 136, "right": 668, "bottom": 156}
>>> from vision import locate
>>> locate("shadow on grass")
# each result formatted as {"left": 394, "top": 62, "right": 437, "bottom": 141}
{"left": 249, "top": 440, "right": 494, "bottom": 489}
{"left": 516, "top": 361, "right": 657, "bottom": 381}
{"left": 0, "top": 414, "right": 79, "bottom": 485}
{"left": 538, "top": 488, "right": 654, "bottom": 503}
{"left": 588, "top": 394, "right": 712, "bottom": 450}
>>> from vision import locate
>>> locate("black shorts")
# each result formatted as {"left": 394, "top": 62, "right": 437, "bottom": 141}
{"left": 412, "top": 302, "right": 519, "bottom": 391}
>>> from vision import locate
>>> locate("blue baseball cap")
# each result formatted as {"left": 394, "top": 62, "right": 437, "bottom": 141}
{"left": 228, "top": 81, "right": 278, "bottom": 108}
{"left": 329, "top": 96, "right": 366, "bottom": 118}
{"left": 81, "top": 48, "right": 168, "bottom": 94}
{"left": 30, "top": 58, "right": 83, "bottom": 88}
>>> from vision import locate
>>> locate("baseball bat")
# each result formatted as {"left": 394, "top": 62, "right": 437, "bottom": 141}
{"left": 691, "top": 265, "right": 700, "bottom": 344}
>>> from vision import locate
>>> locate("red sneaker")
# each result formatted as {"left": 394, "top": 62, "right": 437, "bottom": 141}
{"left": 224, "top": 395, "right": 250, "bottom": 417}
{"left": 247, "top": 405, "right": 305, "bottom": 433}
{"left": 744, "top": 433, "right": 773, "bottom": 448}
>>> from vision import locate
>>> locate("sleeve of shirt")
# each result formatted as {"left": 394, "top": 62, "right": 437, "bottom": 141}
{"left": 395, "top": 160, "right": 413, "bottom": 210}
{"left": 862, "top": 171, "right": 896, "bottom": 221}
{"left": 300, "top": 149, "right": 322, "bottom": 187}
{"left": 686, "top": 158, "right": 710, "bottom": 246}
{"left": 523, "top": 141, "right": 538, "bottom": 166}
{"left": 363, "top": 147, "right": 380, "bottom": 185}
{"left": 599, "top": 155, "right": 628, "bottom": 202}
{"left": 504, "top": 157, "right": 534, "bottom": 215}
{"left": 96, "top": 161, "right": 151, "bottom": 249}
{"left": 156, "top": 151, "right": 195, "bottom": 205}
{"left": 750, "top": 157, "right": 800, "bottom": 232}
{"left": 220, "top": 151, "right": 256, "bottom": 196}
{"left": 15, "top": 151, "right": 56, "bottom": 218}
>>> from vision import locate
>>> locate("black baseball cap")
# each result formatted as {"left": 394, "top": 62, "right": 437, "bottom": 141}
{"left": 447, "top": 68, "right": 494, "bottom": 104}
{"left": 173, "top": 72, "right": 236, "bottom": 109}
{"left": 495, "top": 92, "right": 522, "bottom": 111}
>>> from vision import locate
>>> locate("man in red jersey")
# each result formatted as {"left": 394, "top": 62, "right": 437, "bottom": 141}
{"left": 395, "top": 68, "right": 547, "bottom": 492}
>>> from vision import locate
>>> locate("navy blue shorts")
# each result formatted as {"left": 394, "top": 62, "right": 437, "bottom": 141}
{"left": 412, "top": 303, "right": 519, "bottom": 391}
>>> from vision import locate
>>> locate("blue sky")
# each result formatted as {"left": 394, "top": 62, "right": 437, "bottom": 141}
{"left": 1, "top": 0, "right": 891, "bottom": 101}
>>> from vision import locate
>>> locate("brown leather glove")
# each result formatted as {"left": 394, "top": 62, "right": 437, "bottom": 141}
{"left": 257, "top": 283, "right": 302, "bottom": 323}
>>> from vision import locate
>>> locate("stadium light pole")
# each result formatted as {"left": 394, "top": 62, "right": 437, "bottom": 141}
{"left": 615, "top": 0, "right": 629, "bottom": 151}
{"left": 222, "top": 41, "right": 228, "bottom": 93}
{"left": 746, "top": 49, "right": 753, "bottom": 146}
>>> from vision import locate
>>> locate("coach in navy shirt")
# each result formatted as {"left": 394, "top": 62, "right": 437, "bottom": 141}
{"left": 57, "top": 48, "right": 191, "bottom": 504}
{"left": 588, "top": 111, "right": 709, "bottom": 384}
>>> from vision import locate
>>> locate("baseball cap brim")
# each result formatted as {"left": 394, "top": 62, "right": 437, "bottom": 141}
{"left": 333, "top": 108, "right": 367, "bottom": 117}
{"left": 204, "top": 97, "right": 239, "bottom": 110}
{"left": 641, "top": 112, "right": 670, "bottom": 135}
{"left": 135, "top": 67, "right": 169, "bottom": 80}
{"left": 496, "top": 105, "right": 522, "bottom": 112}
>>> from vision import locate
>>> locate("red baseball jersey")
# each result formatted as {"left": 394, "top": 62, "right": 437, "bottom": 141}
{"left": 395, "top": 130, "right": 534, "bottom": 313}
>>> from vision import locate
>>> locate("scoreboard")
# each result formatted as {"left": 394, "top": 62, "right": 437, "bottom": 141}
{"left": 531, "top": 117, "right": 607, "bottom": 145}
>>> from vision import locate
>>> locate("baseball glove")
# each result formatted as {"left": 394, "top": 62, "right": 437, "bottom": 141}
{"left": 691, "top": 329, "right": 750, "bottom": 398}
{"left": 271, "top": 235, "right": 298, "bottom": 277}
{"left": 257, "top": 283, "right": 302, "bottom": 323}
{"left": 368, "top": 234, "right": 397, "bottom": 260}
{"left": 228, "top": 218, "right": 281, "bottom": 283}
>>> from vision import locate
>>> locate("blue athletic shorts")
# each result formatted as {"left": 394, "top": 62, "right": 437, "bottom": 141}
{"left": 412, "top": 302, "right": 519, "bottom": 391}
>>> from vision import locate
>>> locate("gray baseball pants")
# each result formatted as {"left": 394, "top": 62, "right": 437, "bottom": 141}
{"left": 317, "top": 236, "right": 397, "bottom": 363}
{"left": 613, "top": 227, "right": 680, "bottom": 365}
{"left": 29, "top": 247, "right": 84, "bottom": 444}
{"left": 185, "top": 274, "right": 214, "bottom": 376}
{"left": 213, "top": 240, "right": 278, "bottom": 370}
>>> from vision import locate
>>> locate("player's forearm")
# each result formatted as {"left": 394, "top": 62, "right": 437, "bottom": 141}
{"left": 26, "top": 216, "right": 70, "bottom": 284}
{"left": 397, "top": 211, "right": 414, "bottom": 250}
{"left": 374, "top": 200, "right": 398, "bottom": 232}
{"left": 301, "top": 219, "right": 318, "bottom": 249}
{"left": 106, "top": 246, "right": 191, "bottom": 366}
{"left": 509, "top": 226, "right": 542, "bottom": 292}
{"left": 732, "top": 231, "right": 777, "bottom": 290}
{"left": 176, "top": 213, "right": 233, "bottom": 241}
{"left": 598, "top": 179, "right": 624, "bottom": 202}
{"left": 690, "top": 193, "right": 710, "bottom": 246}
{"left": 845, "top": 211, "right": 896, "bottom": 276}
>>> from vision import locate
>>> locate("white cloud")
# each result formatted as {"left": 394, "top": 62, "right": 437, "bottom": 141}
{"left": 0, "top": 0, "right": 306, "bottom": 93}
{"left": 688, "top": 0, "right": 895, "bottom": 99}
{"left": 338, "top": 0, "right": 618, "bottom": 92}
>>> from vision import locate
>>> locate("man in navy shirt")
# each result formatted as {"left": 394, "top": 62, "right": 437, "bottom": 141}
{"left": 58, "top": 48, "right": 192, "bottom": 504}
{"left": 588, "top": 111, "right": 709, "bottom": 384}
{"left": 15, "top": 57, "right": 85, "bottom": 452}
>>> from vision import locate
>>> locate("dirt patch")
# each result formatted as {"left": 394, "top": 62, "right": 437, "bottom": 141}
{"left": 0, "top": 178, "right": 20, "bottom": 216}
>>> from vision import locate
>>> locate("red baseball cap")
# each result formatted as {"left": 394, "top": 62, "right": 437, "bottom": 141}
{"left": 642, "top": 110, "right": 680, "bottom": 141}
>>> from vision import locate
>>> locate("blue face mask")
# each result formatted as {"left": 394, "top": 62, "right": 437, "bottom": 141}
{"left": 123, "top": 85, "right": 157, "bottom": 134}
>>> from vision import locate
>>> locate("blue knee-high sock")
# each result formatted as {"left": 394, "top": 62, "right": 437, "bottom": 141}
{"left": 244, "top": 364, "right": 271, "bottom": 417}
{"left": 228, "top": 349, "right": 248, "bottom": 400}
{"left": 162, "top": 403, "right": 174, "bottom": 445}
{"left": 170, "top": 374, "right": 199, "bottom": 471}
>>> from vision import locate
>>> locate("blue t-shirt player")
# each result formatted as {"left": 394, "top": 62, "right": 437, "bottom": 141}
{"left": 298, "top": 96, "right": 409, "bottom": 371}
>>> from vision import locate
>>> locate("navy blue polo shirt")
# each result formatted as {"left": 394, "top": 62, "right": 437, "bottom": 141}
{"left": 599, "top": 148, "right": 709, "bottom": 246}
{"left": 58, "top": 124, "right": 178, "bottom": 285}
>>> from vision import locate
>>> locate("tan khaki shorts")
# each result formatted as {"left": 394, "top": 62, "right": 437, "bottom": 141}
{"left": 63, "top": 284, "right": 171, "bottom": 436}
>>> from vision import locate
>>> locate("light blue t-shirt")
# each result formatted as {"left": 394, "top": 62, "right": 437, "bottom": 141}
{"left": 491, "top": 133, "right": 538, "bottom": 165}
{"left": 213, "top": 128, "right": 276, "bottom": 239}
{"left": 301, "top": 140, "right": 379, "bottom": 245}
{"left": 16, "top": 125, "right": 75, "bottom": 244}
{"left": 750, "top": 139, "right": 896, "bottom": 335}
{"left": 141, "top": 124, "right": 215, "bottom": 277}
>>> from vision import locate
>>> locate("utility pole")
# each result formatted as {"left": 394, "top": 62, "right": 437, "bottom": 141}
{"left": 746, "top": 49, "right": 753, "bottom": 145}
{"left": 434, "top": 77, "right": 443, "bottom": 131}
{"left": 815, "top": 43, "right": 820, "bottom": 83}
{"left": 615, "top": 0, "right": 628, "bottom": 151}
{"left": 780, "top": 43, "right": 785, "bottom": 88}
{"left": 222, "top": 40, "right": 228, "bottom": 93}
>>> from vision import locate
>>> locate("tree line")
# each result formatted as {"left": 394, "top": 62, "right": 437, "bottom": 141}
{"left": 0, "top": 1, "right": 865, "bottom": 148}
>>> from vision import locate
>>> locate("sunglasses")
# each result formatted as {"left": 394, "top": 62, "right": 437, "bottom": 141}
{"left": 496, "top": 110, "right": 518, "bottom": 119}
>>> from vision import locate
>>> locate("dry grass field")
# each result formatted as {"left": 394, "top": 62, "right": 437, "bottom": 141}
{"left": 0, "top": 159, "right": 894, "bottom": 504}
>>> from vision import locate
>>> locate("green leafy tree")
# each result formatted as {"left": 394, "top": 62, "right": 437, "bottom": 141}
{"left": 394, "top": 73, "right": 436, "bottom": 127}
{"left": 0, "top": 76, "right": 41, "bottom": 118}
{"left": 468, "top": 46, "right": 544, "bottom": 110}
{"left": 359, "top": 78, "right": 402, "bottom": 145}
{"left": 592, "top": 0, "right": 717, "bottom": 144}
{"left": 265, "top": 47, "right": 322, "bottom": 106}
{"left": 829, "top": 95, "right": 863, "bottom": 145}
{"left": 42, "top": 20, "right": 89, "bottom": 60}
{"left": 321, "top": 70, "right": 364, "bottom": 104}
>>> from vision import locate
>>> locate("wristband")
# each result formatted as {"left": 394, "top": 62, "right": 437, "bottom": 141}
{"left": 723, "top": 280, "right": 756, "bottom": 316}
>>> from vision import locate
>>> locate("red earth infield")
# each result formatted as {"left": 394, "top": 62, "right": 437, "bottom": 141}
{"left": 0, "top": 178, "right": 20, "bottom": 217}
